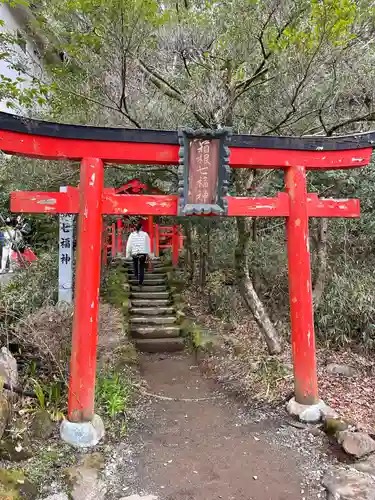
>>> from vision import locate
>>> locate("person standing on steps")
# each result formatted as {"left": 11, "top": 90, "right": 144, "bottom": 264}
{"left": 126, "top": 221, "right": 151, "bottom": 286}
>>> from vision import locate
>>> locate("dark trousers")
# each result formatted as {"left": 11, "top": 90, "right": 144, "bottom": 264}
{"left": 132, "top": 254, "right": 147, "bottom": 285}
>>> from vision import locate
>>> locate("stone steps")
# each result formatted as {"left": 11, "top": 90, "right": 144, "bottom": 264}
{"left": 134, "top": 337, "right": 184, "bottom": 352}
{"left": 128, "top": 268, "right": 170, "bottom": 275}
{"left": 131, "top": 285, "right": 167, "bottom": 292}
{"left": 124, "top": 257, "right": 161, "bottom": 263}
{"left": 128, "top": 266, "right": 166, "bottom": 273}
{"left": 129, "top": 279, "right": 166, "bottom": 285}
{"left": 130, "top": 315, "right": 176, "bottom": 325}
{"left": 131, "top": 307, "right": 175, "bottom": 315}
{"left": 131, "top": 299, "right": 171, "bottom": 307}
{"left": 124, "top": 260, "right": 183, "bottom": 353}
{"left": 131, "top": 291, "right": 170, "bottom": 300}
{"left": 131, "top": 325, "right": 181, "bottom": 338}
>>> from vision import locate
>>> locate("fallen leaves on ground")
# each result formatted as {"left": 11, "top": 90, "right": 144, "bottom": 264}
{"left": 184, "top": 288, "right": 375, "bottom": 433}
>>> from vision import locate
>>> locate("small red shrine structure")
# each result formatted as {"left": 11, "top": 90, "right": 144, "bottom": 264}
{"left": 2, "top": 111, "right": 374, "bottom": 445}
{"left": 102, "top": 179, "right": 182, "bottom": 265}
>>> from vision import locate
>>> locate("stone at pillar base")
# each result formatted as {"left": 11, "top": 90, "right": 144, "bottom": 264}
{"left": 60, "top": 414, "right": 104, "bottom": 448}
{"left": 287, "top": 397, "right": 328, "bottom": 423}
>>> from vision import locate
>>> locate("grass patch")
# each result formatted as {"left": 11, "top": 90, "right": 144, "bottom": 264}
{"left": 96, "top": 368, "right": 132, "bottom": 419}
{"left": 101, "top": 264, "right": 129, "bottom": 308}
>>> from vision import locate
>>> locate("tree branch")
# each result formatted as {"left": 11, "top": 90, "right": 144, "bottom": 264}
{"left": 264, "top": 39, "right": 323, "bottom": 135}
{"left": 138, "top": 59, "right": 212, "bottom": 128}
{"left": 326, "top": 112, "right": 375, "bottom": 136}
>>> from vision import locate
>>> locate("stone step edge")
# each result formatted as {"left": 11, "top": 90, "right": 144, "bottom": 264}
{"left": 130, "top": 308, "right": 175, "bottom": 314}
{"left": 130, "top": 325, "right": 180, "bottom": 331}
{"left": 130, "top": 317, "right": 177, "bottom": 325}
{"left": 134, "top": 338, "right": 185, "bottom": 353}
{"left": 131, "top": 293, "right": 170, "bottom": 297}
{"left": 131, "top": 300, "right": 172, "bottom": 305}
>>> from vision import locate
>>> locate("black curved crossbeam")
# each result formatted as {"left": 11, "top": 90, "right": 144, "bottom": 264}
{"left": 1, "top": 112, "right": 375, "bottom": 151}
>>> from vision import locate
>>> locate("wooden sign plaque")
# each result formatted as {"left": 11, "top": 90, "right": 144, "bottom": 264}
{"left": 177, "top": 128, "right": 231, "bottom": 216}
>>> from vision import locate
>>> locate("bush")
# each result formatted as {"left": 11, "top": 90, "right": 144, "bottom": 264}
{"left": 13, "top": 304, "right": 73, "bottom": 376}
{"left": 315, "top": 264, "right": 375, "bottom": 350}
{"left": 0, "top": 251, "right": 58, "bottom": 329}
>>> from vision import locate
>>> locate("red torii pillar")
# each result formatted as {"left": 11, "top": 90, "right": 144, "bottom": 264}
{"left": 286, "top": 166, "right": 317, "bottom": 404}
{"left": 69, "top": 158, "right": 103, "bottom": 423}
{"left": 3, "top": 111, "right": 373, "bottom": 442}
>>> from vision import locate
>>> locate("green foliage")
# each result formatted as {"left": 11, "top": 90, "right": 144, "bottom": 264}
{"left": 32, "top": 379, "right": 46, "bottom": 410}
{"left": 29, "top": 379, "right": 65, "bottom": 420}
{"left": 101, "top": 265, "right": 129, "bottom": 308}
{"left": 0, "top": 252, "right": 58, "bottom": 329}
{"left": 96, "top": 370, "right": 132, "bottom": 418}
{"left": 1, "top": 0, "right": 29, "bottom": 7}
{"left": 0, "top": 75, "right": 49, "bottom": 109}
{"left": 0, "top": 0, "right": 52, "bottom": 109}
{"left": 274, "top": 0, "right": 357, "bottom": 52}
{"left": 315, "top": 262, "right": 375, "bottom": 350}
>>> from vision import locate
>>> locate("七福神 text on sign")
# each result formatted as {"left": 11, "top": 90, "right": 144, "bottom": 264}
{"left": 60, "top": 215, "right": 73, "bottom": 265}
{"left": 187, "top": 138, "right": 219, "bottom": 205}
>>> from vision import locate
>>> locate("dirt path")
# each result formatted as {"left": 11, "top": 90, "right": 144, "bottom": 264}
{"left": 125, "top": 353, "right": 311, "bottom": 500}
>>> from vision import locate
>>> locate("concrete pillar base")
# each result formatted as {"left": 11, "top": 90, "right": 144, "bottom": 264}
{"left": 286, "top": 397, "right": 328, "bottom": 423}
{"left": 60, "top": 414, "right": 104, "bottom": 448}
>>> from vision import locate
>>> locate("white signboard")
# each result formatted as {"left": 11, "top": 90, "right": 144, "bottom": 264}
{"left": 58, "top": 187, "right": 74, "bottom": 303}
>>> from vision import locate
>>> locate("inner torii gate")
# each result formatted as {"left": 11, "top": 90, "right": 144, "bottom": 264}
{"left": 3, "top": 111, "right": 373, "bottom": 447}
{"left": 102, "top": 178, "right": 182, "bottom": 264}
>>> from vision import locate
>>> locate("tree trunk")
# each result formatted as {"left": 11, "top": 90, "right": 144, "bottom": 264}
{"left": 312, "top": 218, "right": 328, "bottom": 309}
{"left": 252, "top": 218, "right": 257, "bottom": 242}
{"left": 232, "top": 169, "right": 282, "bottom": 355}
{"left": 183, "top": 221, "right": 194, "bottom": 283}
{"left": 198, "top": 225, "right": 207, "bottom": 288}
{"left": 235, "top": 216, "right": 282, "bottom": 354}
{"left": 198, "top": 245, "right": 207, "bottom": 288}
{"left": 207, "top": 221, "right": 212, "bottom": 271}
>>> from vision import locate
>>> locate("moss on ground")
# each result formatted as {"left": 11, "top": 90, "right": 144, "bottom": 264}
{"left": 102, "top": 265, "right": 130, "bottom": 309}
{"left": 22, "top": 442, "right": 77, "bottom": 486}
{"left": 0, "top": 468, "right": 38, "bottom": 499}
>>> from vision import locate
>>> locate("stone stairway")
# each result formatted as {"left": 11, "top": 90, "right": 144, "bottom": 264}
{"left": 126, "top": 259, "right": 184, "bottom": 353}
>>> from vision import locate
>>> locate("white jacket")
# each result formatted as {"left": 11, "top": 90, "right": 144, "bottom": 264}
{"left": 126, "top": 230, "right": 151, "bottom": 258}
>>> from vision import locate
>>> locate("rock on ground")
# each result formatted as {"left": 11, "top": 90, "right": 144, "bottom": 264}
{"left": 320, "top": 403, "right": 339, "bottom": 420}
{"left": 354, "top": 454, "right": 375, "bottom": 476}
{"left": 40, "top": 494, "right": 69, "bottom": 500}
{"left": 0, "top": 436, "right": 33, "bottom": 462}
{"left": 0, "top": 347, "right": 18, "bottom": 388}
{"left": 337, "top": 431, "right": 375, "bottom": 458}
{"left": 323, "top": 467, "right": 375, "bottom": 499}
{"left": 326, "top": 363, "right": 356, "bottom": 377}
{"left": 324, "top": 417, "right": 349, "bottom": 435}
{"left": 64, "top": 453, "right": 106, "bottom": 500}
{"left": 31, "top": 410, "right": 55, "bottom": 439}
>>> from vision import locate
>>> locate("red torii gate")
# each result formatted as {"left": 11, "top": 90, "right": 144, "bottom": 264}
{"left": 113, "top": 178, "right": 160, "bottom": 257}
{"left": 102, "top": 178, "right": 182, "bottom": 264}
{"left": 3, "top": 111, "right": 373, "bottom": 446}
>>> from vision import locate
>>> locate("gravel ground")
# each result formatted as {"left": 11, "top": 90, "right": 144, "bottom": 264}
{"left": 103, "top": 353, "right": 335, "bottom": 500}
